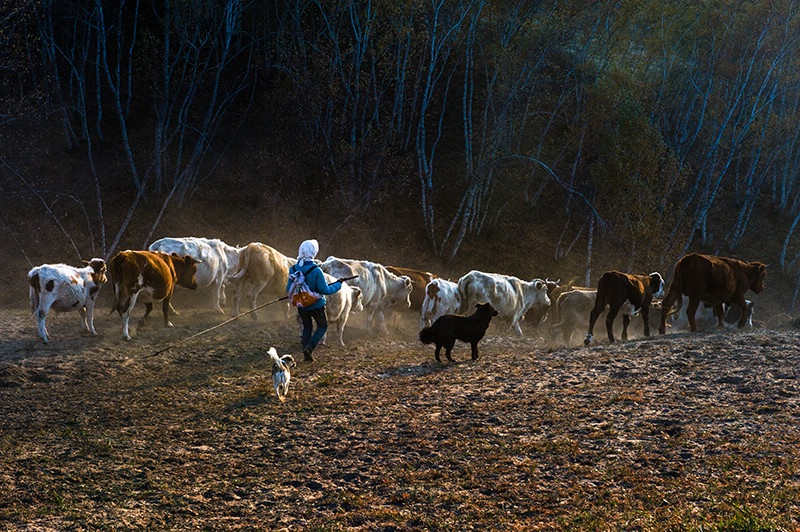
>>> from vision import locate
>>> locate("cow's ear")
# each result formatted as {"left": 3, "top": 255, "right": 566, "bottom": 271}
{"left": 81, "top": 260, "right": 89, "bottom": 266}
{"left": 535, "top": 280, "right": 545, "bottom": 290}
{"left": 185, "top": 255, "right": 200, "bottom": 264}
{"left": 171, "top": 252, "right": 180, "bottom": 258}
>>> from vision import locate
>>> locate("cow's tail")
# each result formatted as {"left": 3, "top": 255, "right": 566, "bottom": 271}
{"left": 108, "top": 255, "right": 132, "bottom": 316}
{"left": 229, "top": 245, "right": 252, "bottom": 280}
{"left": 28, "top": 272, "right": 40, "bottom": 313}
{"left": 456, "top": 277, "right": 473, "bottom": 315}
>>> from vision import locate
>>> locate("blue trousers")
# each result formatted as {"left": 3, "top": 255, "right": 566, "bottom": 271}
{"left": 298, "top": 306, "right": 327, "bottom": 352}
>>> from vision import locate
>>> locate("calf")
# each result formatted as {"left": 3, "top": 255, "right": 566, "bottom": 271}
{"left": 322, "top": 276, "right": 364, "bottom": 347}
{"left": 659, "top": 253, "right": 766, "bottom": 333}
{"left": 584, "top": 271, "right": 664, "bottom": 345}
{"left": 667, "top": 295, "right": 754, "bottom": 331}
{"left": 420, "top": 278, "right": 461, "bottom": 330}
{"left": 109, "top": 250, "right": 200, "bottom": 340}
{"left": 419, "top": 303, "right": 498, "bottom": 363}
{"left": 27, "top": 259, "right": 107, "bottom": 343}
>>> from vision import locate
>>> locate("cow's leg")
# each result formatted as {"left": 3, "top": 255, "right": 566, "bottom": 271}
{"left": 121, "top": 292, "right": 140, "bottom": 341}
{"left": 162, "top": 295, "right": 175, "bottom": 328}
{"left": 686, "top": 297, "right": 701, "bottom": 332}
{"left": 139, "top": 303, "right": 153, "bottom": 328}
{"left": 733, "top": 296, "right": 749, "bottom": 328}
{"left": 621, "top": 313, "right": 631, "bottom": 341}
{"left": 230, "top": 280, "right": 241, "bottom": 317}
{"left": 249, "top": 281, "right": 267, "bottom": 320}
{"left": 84, "top": 298, "right": 98, "bottom": 336}
{"left": 713, "top": 304, "right": 726, "bottom": 328}
{"left": 641, "top": 304, "right": 651, "bottom": 337}
{"left": 35, "top": 299, "right": 54, "bottom": 344}
{"left": 659, "top": 289, "right": 680, "bottom": 334}
{"left": 211, "top": 279, "right": 224, "bottom": 314}
{"left": 375, "top": 308, "right": 390, "bottom": 335}
{"left": 605, "top": 303, "right": 621, "bottom": 343}
{"left": 584, "top": 304, "right": 604, "bottom": 345}
{"left": 512, "top": 319, "right": 524, "bottom": 337}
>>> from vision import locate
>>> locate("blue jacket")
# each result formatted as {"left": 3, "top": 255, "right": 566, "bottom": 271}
{"left": 286, "top": 262, "right": 342, "bottom": 311}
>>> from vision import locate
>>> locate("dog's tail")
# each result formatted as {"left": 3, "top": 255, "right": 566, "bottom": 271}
{"left": 268, "top": 346, "right": 280, "bottom": 365}
{"left": 418, "top": 326, "right": 436, "bottom": 345}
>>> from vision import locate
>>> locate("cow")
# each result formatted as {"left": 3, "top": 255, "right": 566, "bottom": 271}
{"left": 109, "top": 250, "right": 200, "bottom": 340}
{"left": 420, "top": 278, "right": 461, "bottom": 330}
{"left": 27, "top": 259, "right": 107, "bottom": 344}
{"left": 584, "top": 271, "right": 664, "bottom": 345}
{"left": 523, "top": 278, "right": 560, "bottom": 330}
{"left": 320, "top": 256, "right": 413, "bottom": 335}
{"left": 659, "top": 253, "right": 766, "bottom": 334}
{"left": 665, "top": 295, "right": 754, "bottom": 331}
{"left": 549, "top": 288, "right": 663, "bottom": 346}
{"left": 226, "top": 242, "right": 296, "bottom": 319}
{"left": 386, "top": 266, "right": 436, "bottom": 312}
{"left": 148, "top": 237, "right": 242, "bottom": 313}
{"left": 320, "top": 274, "right": 364, "bottom": 347}
{"left": 456, "top": 270, "right": 551, "bottom": 336}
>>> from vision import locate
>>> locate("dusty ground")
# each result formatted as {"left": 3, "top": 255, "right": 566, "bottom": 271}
{"left": 1, "top": 300, "right": 799, "bottom": 531}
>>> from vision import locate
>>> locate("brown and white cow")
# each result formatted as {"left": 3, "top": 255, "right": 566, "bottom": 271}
{"left": 227, "top": 243, "right": 296, "bottom": 319}
{"left": 457, "top": 270, "right": 551, "bottom": 336}
{"left": 321, "top": 256, "right": 413, "bottom": 335}
{"left": 523, "top": 278, "right": 560, "bottom": 330}
{"left": 584, "top": 271, "right": 664, "bottom": 345}
{"left": 659, "top": 253, "right": 765, "bottom": 334}
{"left": 27, "top": 259, "right": 107, "bottom": 343}
{"left": 420, "top": 278, "right": 461, "bottom": 330}
{"left": 149, "top": 237, "right": 243, "bottom": 313}
{"left": 321, "top": 274, "right": 364, "bottom": 347}
{"left": 109, "top": 250, "right": 200, "bottom": 340}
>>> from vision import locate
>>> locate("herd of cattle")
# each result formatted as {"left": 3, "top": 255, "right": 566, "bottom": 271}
{"left": 26, "top": 236, "right": 767, "bottom": 352}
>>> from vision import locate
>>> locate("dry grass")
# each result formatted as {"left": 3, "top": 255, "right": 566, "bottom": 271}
{"left": 1, "top": 305, "right": 799, "bottom": 531}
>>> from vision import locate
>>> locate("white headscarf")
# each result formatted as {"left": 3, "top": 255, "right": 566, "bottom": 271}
{"left": 297, "top": 239, "right": 319, "bottom": 266}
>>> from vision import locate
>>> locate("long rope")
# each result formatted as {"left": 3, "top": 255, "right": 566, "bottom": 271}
{"left": 150, "top": 275, "right": 358, "bottom": 356}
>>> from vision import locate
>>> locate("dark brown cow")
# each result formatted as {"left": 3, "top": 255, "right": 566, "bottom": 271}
{"left": 386, "top": 266, "right": 436, "bottom": 311}
{"left": 524, "top": 278, "right": 560, "bottom": 328}
{"left": 584, "top": 271, "right": 664, "bottom": 345}
{"left": 109, "top": 250, "right": 200, "bottom": 340}
{"left": 658, "top": 253, "right": 766, "bottom": 334}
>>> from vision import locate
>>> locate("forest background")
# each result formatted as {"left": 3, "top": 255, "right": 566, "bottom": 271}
{"left": 1, "top": 0, "right": 799, "bottom": 317}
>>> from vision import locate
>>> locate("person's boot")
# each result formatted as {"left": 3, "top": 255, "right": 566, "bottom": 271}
{"left": 303, "top": 347, "right": 314, "bottom": 362}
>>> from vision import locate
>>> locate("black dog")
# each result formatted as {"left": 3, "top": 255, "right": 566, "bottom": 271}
{"left": 419, "top": 303, "right": 499, "bottom": 363}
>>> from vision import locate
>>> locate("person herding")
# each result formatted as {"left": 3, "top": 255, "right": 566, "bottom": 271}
{"left": 286, "top": 239, "right": 342, "bottom": 362}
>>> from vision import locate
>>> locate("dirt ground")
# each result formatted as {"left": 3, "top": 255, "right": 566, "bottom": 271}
{"left": 1, "top": 297, "right": 799, "bottom": 531}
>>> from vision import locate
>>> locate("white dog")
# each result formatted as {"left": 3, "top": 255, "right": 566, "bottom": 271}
{"left": 269, "top": 347, "right": 296, "bottom": 402}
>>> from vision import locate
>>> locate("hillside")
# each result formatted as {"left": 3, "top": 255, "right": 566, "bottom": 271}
{"left": 1, "top": 307, "right": 798, "bottom": 530}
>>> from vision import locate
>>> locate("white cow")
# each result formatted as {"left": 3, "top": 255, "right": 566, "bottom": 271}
{"left": 420, "top": 278, "right": 461, "bottom": 330}
{"left": 321, "top": 275, "right": 364, "bottom": 346}
{"left": 148, "top": 237, "right": 242, "bottom": 313}
{"left": 227, "top": 242, "right": 296, "bottom": 319}
{"left": 27, "top": 259, "right": 107, "bottom": 343}
{"left": 320, "top": 256, "right": 413, "bottom": 335}
{"left": 668, "top": 295, "right": 754, "bottom": 331}
{"left": 457, "top": 270, "right": 550, "bottom": 336}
